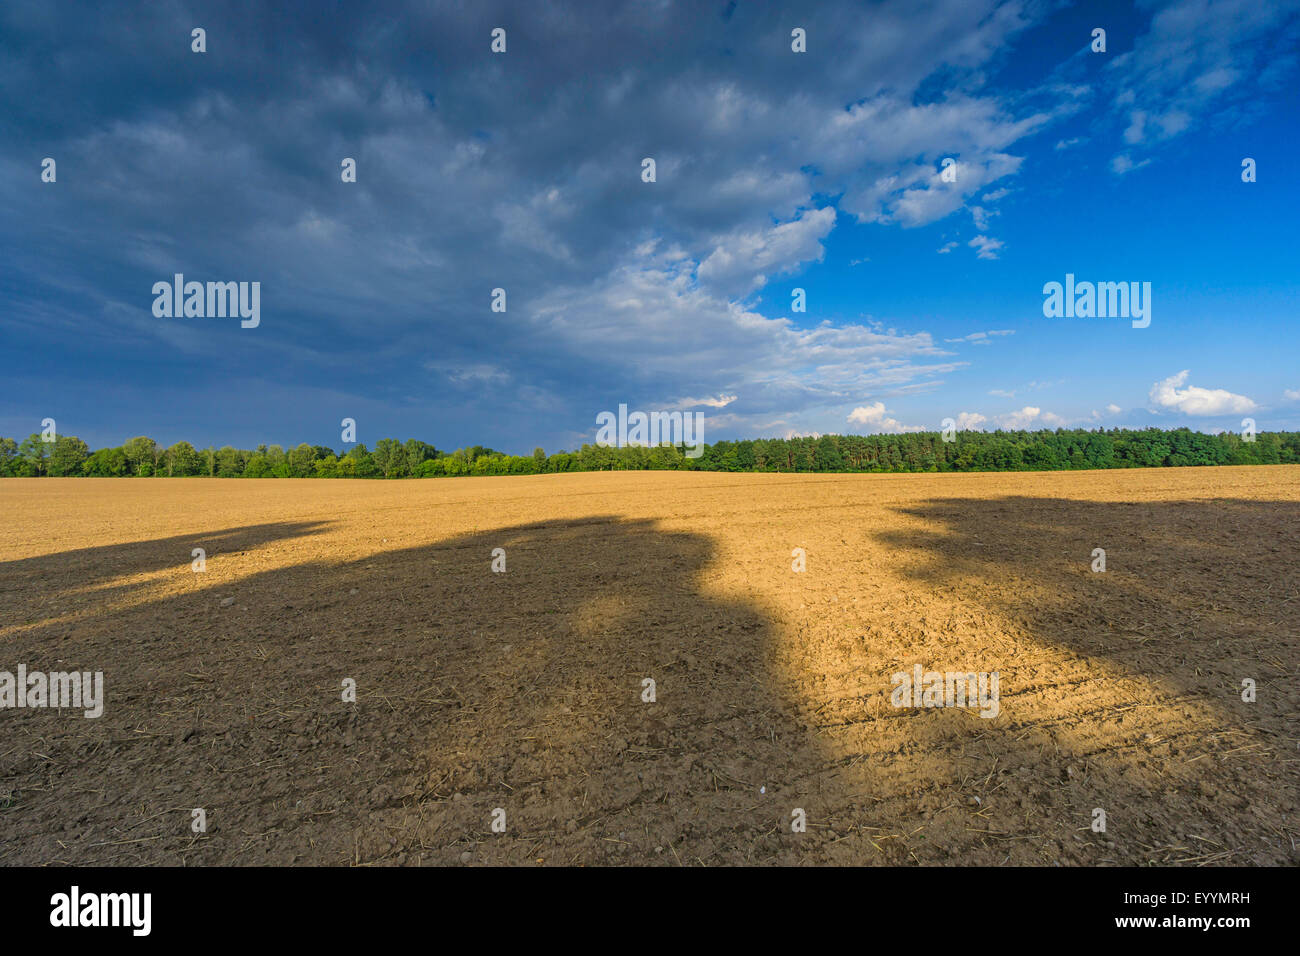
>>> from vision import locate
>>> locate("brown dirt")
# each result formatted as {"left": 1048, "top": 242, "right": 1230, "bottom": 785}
{"left": 1, "top": 467, "right": 1297, "bottom": 866}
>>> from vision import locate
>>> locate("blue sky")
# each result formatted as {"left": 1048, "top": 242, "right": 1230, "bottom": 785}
{"left": 2, "top": 0, "right": 1297, "bottom": 454}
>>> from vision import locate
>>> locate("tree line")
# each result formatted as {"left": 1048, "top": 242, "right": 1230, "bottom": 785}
{"left": 2, "top": 427, "right": 1297, "bottom": 478}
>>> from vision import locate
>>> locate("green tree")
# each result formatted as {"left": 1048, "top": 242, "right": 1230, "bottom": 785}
{"left": 167, "top": 441, "right": 204, "bottom": 476}
{"left": 0, "top": 437, "right": 18, "bottom": 476}
{"left": 373, "top": 438, "right": 406, "bottom": 477}
{"left": 792, "top": 442, "right": 812, "bottom": 471}
{"left": 313, "top": 454, "right": 339, "bottom": 478}
{"left": 405, "top": 439, "right": 436, "bottom": 474}
{"left": 48, "top": 435, "right": 90, "bottom": 476}
{"left": 215, "top": 446, "right": 243, "bottom": 477}
{"left": 287, "top": 443, "right": 316, "bottom": 477}
{"left": 122, "top": 436, "right": 157, "bottom": 476}
{"left": 346, "top": 444, "right": 378, "bottom": 477}
{"left": 83, "top": 446, "right": 129, "bottom": 476}
{"left": 17, "top": 434, "right": 52, "bottom": 476}
{"left": 243, "top": 454, "right": 271, "bottom": 478}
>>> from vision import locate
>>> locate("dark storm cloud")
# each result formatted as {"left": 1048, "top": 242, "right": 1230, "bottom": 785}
{"left": 1, "top": 0, "right": 1079, "bottom": 449}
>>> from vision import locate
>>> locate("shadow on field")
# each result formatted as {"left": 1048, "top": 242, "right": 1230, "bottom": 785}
{"left": 868, "top": 494, "right": 1300, "bottom": 864}
{"left": 6, "top": 492, "right": 1295, "bottom": 867}
{"left": 0, "top": 521, "right": 331, "bottom": 616}
{"left": 876, "top": 496, "right": 1300, "bottom": 709}
{"left": 0, "top": 515, "right": 809, "bottom": 866}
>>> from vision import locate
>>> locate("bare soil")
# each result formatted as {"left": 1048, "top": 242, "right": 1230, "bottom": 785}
{"left": 1, "top": 467, "right": 1297, "bottom": 865}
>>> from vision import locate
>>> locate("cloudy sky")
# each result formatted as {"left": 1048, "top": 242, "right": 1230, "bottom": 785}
{"left": 2, "top": 0, "right": 1297, "bottom": 453}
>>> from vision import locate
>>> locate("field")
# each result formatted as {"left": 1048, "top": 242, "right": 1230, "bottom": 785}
{"left": 1, "top": 467, "right": 1297, "bottom": 866}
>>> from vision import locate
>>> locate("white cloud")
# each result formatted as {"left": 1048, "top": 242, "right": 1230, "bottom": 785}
{"left": 1110, "top": 153, "right": 1153, "bottom": 176}
{"left": 1105, "top": 0, "right": 1300, "bottom": 162}
{"left": 672, "top": 393, "right": 737, "bottom": 409}
{"left": 997, "top": 406, "right": 1067, "bottom": 430}
{"left": 970, "top": 205, "right": 997, "bottom": 230}
{"left": 968, "top": 235, "right": 1004, "bottom": 259}
{"left": 494, "top": 187, "right": 576, "bottom": 262}
{"left": 847, "top": 401, "right": 924, "bottom": 433}
{"left": 1284, "top": 389, "right": 1300, "bottom": 401}
{"left": 426, "top": 362, "right": 511, "bottom": 387}
{"left": 951, "top": 402, "right": 1079, "bottom": 430}
{"left": 529, "top": 241, "right": 963, "bottom": 434}
{"left": 859, "top": 153, "right": 1021, "bottom": 228}
{"left": 1122, "top": 110, "right": 1147, "bottom": 145}
{"left": 1149, "top": 370, "right": 1257, "bottom": 415}
{"left": 989, "top": 378, "right": 1060, "bottom": 398}
{"left": 946, "top": 329, "right": 1014, "bottom": 345}
{"left": 295, "top": 211, "right": 341, "bottom": 240}
{"left": 696, "top": 206, "right": 837, "bottom": 296}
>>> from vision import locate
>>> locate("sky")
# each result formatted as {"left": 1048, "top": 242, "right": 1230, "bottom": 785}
{"left": 2, "top": 0, "right": 1298, "bottom": 455}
